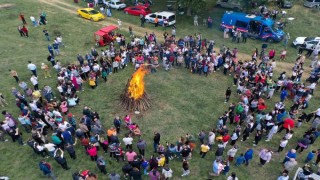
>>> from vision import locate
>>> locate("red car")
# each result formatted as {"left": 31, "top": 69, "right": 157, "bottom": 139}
{"left": 123, "top": 5, "right": 151, "bottom": 16}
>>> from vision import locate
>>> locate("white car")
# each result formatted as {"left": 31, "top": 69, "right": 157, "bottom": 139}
{"left": 292, "top": 36, "right": 320, "bottom": 50}
{"left": 145, "top": 11, "right": 176, "bottom": 26}
{"left": 106, "top": 0, "right": 126, "bottom": 10}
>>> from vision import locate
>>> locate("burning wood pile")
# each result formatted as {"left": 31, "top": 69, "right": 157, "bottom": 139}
{"left": 120, "top": 67, "right": 151, "bottom": 112}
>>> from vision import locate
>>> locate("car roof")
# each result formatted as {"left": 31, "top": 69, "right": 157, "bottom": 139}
{"left": 222, "top": 12, "right": 274, "bottom": 26}
{"left": 151, "top": 11, "right": 175, "bottom": 16}
{"left": 79, "top": 8, "right": 95, "bottom": 11}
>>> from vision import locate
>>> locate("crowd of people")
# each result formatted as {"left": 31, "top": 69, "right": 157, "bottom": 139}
{"left": 3, "top": 4, "right": 320, "bottom": 180}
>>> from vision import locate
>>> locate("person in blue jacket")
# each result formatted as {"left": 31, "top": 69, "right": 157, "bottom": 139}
{"left": 244, "top": 148, "right": 254, "bottom": 166}
{"left": 39, "top": 160, "right": 56, "bottom": 180}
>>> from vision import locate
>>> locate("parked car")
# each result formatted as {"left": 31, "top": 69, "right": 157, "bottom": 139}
{"left": 221, "top": 12, "right": 285, "bottom": 43}
{"left": 106, "top": 0, "right": 126, "bottom": 10}
{"left": 145, "top": 11, "right": 176, "bottom": 26}
{"left": 280, "top": 0, "right": 294, "bottom": 8}
{"left": 216, "top": 0, "right": 242, "bottom": 12}
{"left": 77, "top": 8, "right": 105, "bottom": 21}
{"left": 293, "top": 167, "right": 320, "bottom": 180}
{"left": 292, "top": 37, "right": 320, "bottom": 50}
{"left": 304, "top": 0, "right": 320, "bottom": 8}
{"left": 123, "top": 5, "right": 151, "bottom": 16}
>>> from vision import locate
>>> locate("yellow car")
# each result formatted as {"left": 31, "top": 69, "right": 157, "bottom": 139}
{"left": 77, "top": 8, "right": 105, "bottom": 22}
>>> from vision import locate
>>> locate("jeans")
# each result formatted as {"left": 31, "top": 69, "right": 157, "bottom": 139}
{"left": 153, "top": 143, "right": 158, "bottom": 152}
{"left": 45, "top": 172, "right": 57, "bottom": 180}
{"left": 31, "top": 70, "right": 37, "bottom": 77}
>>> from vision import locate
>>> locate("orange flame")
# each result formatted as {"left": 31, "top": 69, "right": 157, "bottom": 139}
{"left": 128, "top": 67, "right": 148, "bottom": 100}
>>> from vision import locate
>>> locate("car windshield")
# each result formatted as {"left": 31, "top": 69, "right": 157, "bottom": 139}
{"left": 115, "top": 2, "right": 121, "bottom": 5}
{"left": 89, "top": 10, "right": 99, "bottom": 14}
{"left": 305, "top": 37, "right": 315, "bottom": 41}
{"left": 306, "top": 0, "right": 313, "bottom": 2}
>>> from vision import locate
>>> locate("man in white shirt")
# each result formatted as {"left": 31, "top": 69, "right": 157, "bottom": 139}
{"left": 27, "top": 61, "right": 37, "bottom": 77}
{"left": 30, "top": 75, "right": 39, "bottom": 90}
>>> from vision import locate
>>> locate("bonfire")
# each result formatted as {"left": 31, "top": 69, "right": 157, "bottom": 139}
{"left": 120, "top": 66, "right": 151, "bottom": 112}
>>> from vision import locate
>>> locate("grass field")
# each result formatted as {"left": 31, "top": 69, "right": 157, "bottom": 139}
{"left": 0, "top": 0, "right": 319, "bottom": 179}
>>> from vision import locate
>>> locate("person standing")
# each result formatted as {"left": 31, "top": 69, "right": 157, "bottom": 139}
{"left": 9, "top": 69, "right": 19, "bottom": 83}
{"left": 117, "top": 19, "right": 122, "bottom": 29}
{"left": 27, "top": 61, "right": 37, "bottom": 76}
{"left": 153, "top": 131, "right": 161, "bottom": 153}
{"left": 236, "top": 31, "right": 242, "bottom": 43}
{"left": 225, "top": 87, "right": 232, "bottom": 103}
{"left": 48, "top": 44, "right": 54, "bottom": 57}
{"left": 194, "top": 15, "right": 199, "bottom": 26}
{"left": 140, "top": 15, "right": 145, "bottom": 27}
{"left": 227, "top": 172, "right": 239, "bottom": 180}
{"left": 41, "top": 63, "right": 51, "bottom": 78}
{"left": 20, "top": 13, "right": 27, "bottom": 24}
{"left": 136, "top": 139, "right": 147, "bottom": 156}
{"left": 30, "top": 16, "right": 37, "bottom": 27}
{"left": 87, "top": 144, "right": 98, "bottom": 161}
{"left": 123, "top": 134, "right": 133, "bottom": 150}
{"left": 65, "top": 140, "right": 77, "bottom": 160}
{"left": 181, "top": 160, "right": 190, "bottom": 177}
{"left": 18, "top": 26, "right": 25, "bottom": 37}
{"left": 21, "top": 25, "right": 29, "bottom": 37}
{"left": 128, "top": 26, "right": 133, "bottom": 37}
{"left": 242, "top": 31, "right": 248, "bottom": 43}
{"left": 43, "top": 28, "right": 50, "bottom": 41}
{"left": 54, "top": 148, "right": 70, "bottom": 170}
{"left": 227, "top": 145, "right": 238, "bottom": 162}
{"left": 113, "top": 116, "right": 121, "bottom": 134}
{"left": 154, "top": 16, "right": 159, "bottom": 27}
{"left": 30, "top": 75, "right": 39, "bottom": 90}
{"left": 96, "top": 156, "right": 107, "bottom": 175}
{"left": 244, "top": 148, "right": 254, "bottom": 166}
{"left": 259, "top": 149, "right": 272, "bottom": 166}
{"left": 200, "top": 143, "right": 210, "bottom": 158}
{"left": 39, "top": 160, "right": 57, "bottom": 180}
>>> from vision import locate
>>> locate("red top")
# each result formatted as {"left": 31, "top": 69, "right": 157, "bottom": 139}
{"left": 87, "top": 146, "right": 97, "bottom": 156}
{"left": 222, "top": 134, "right": 230, "bottom": 142}
{"left": 283, "top": 118, "right": 294, "bottom": 129}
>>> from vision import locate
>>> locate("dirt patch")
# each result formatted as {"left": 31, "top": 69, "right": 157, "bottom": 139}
{"left": 0, "top": 3, "right": 15, "bottom": 9}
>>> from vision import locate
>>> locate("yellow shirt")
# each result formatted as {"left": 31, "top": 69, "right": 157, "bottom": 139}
{"left": 158, "top": 157, "right": 165, "bottom": 167}
{"left": 201, "top": 144, "right": 210, "bottom": 152}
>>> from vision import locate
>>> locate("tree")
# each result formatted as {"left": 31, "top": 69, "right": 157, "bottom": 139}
{"left": 177, "top": 0, "right": 206, "bottom": 16}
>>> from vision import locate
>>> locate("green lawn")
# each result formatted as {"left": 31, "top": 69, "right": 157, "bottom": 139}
{"left": 0, "top": 0, "right": 319, "bottom": 179}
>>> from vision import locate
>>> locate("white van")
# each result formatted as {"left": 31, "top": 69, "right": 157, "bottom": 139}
{"left": 145, "top": 11, "right": 176, "bottom": 26}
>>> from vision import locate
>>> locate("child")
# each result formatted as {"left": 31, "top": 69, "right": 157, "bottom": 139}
{"left": 235, "top": 153, "right": 245, "bottom": 166}
{"left": 305, "top": 150, "right": 316, "bottom": 163}
{"left": 278, "top": 137, "right": 288, "bottom": 152}
{"left": 253, "top": 130, "right": 262, "bottom": 146}
{"left": 141, "top": 158, "right": 149, "bottom": 175}
{"left": 280, "top": 49, "right": 287, "bottom": 61}
{"left": 222, "top": 160, "right": 230, "bottom": 175}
